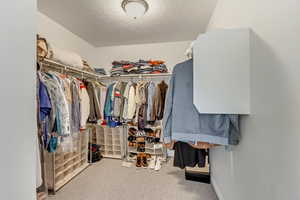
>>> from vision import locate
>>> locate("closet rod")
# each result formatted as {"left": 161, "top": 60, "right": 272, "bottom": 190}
{"left": 38, "top": 58, "right": 107, "bottom": 80}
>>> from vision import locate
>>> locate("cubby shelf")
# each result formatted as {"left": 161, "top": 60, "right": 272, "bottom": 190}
{"left": 45, "top": 130, "right": 89, "bottom": 193}
{"left": 95, "top": 125, "right": 125, "bottom": 159}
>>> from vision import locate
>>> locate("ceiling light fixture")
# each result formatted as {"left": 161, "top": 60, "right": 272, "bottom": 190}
{"left": 121, "top": 0, "right": 149, "bottom": 19}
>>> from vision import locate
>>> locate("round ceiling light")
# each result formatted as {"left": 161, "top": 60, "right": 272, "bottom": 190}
{"left": 121, "top": 0, "right": 149, "bottom": 19}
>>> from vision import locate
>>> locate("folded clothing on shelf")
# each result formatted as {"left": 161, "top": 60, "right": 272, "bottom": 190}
{"left": 110, "top": 59, "right": 168, "bottom": 76}
{"left": 94, "top": 68, "right": 107, "bottom": 75}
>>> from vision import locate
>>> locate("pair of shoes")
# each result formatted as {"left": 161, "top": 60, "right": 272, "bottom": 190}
{"left": 137, "top": 143, "right": 145, "bottom": 152}
{"left": 136, "top": 137, "right": 145, "bottom": 143}
{"left": 148, "top": 132, "right": 156, "bottom": 137}
{"left": 128, "top": 127, "right": 137, "bottom": 136}
{"left": 128, "top": 142, "right": 137, "bottom": 147}
{"left": 154, "top": 157, "right": 162, "bottom": 171}
{"left": 154, "top": 138, "right": 160, "bottom": 143}
{"left": 128, "top": 135, "right": 136, "bottom": 142}
{"left": 136, "top": 154, "right": 142, "bottom": 167}
{"left": 146, "top": 136, "right": 155, "bottom": 143}
{"left": 136, "top": 153, "right": 148, "bottom": 167}
{"left": 136, "top": 131, "right": 146, "bottom": 137}
{"left": 148, "top": 156, "right": 156, "bottom": 169}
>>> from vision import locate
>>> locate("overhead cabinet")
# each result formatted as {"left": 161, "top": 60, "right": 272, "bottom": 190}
{"left": 193, "top": 28, "right": 251, "bottom": 114}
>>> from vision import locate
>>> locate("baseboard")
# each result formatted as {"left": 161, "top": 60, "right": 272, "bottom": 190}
{"left": 211, "top": 177, "right": 225, "bottom": 200}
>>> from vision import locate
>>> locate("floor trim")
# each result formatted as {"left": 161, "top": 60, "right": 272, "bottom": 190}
{"left": 211, "top": 177, "right": 225, "bottom": 200}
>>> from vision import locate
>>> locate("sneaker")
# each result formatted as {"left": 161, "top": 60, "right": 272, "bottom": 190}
{"left": 148, "top": 156, "right": 156, "bottom": 169}
{"left": 154, "top": 157, "right": 162, "bottom": 171}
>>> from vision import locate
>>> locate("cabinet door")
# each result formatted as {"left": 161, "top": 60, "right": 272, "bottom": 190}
{"left": 193, "top": 28, "right": 250, "bottom": 114}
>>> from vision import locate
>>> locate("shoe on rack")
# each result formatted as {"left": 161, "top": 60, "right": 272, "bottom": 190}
{"left": 136, "top": 131, "right": 146, "bottom": 137}
{"left": 129, "top": 127, "right": 137, "bottom": 136}
{"left": 136, "top": 137, "right": 145, "bottom": 143}
{"left": 154, "top": 157, "right": 162, "bottom": 171}
{"left": 155, "top": 129, "right": 161, "bottom": 138}
{"left": 141, "top": 153, "right": 148, "bottom": 168}
{"left": 137, "top": 143, "right": 145, "bottom": 152}
{"left": 128, "top": 135, "right": 134, "bottom": 142}
{"left": 154, "top": 138, "right": 160, "bottom": 143}
{"left": 146, "top": 137, "right": 155, "bottom": 143}
{"left": 133, "top": 142, "right": 137, "bottom": 147}
{"left": 148, "top": 156, "right": 156, "bottom": 169}
{"left": 136, "top": 154, "right": 142, "bottom": 167}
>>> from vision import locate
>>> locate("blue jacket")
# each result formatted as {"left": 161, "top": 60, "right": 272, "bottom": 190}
{"left": 104, "top": 83, "right": 115, "bottom": 119}
{"left": 163, "top": 59, "right": 240, "bottom": 145}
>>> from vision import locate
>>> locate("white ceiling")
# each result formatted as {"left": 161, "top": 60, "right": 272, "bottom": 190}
{"left": 38, "top": 0, "right": 217, "bottom": 47}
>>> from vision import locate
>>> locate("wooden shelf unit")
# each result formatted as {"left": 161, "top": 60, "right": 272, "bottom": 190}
{"left": 45, "top": 131, "right": 89, "bottom": 193}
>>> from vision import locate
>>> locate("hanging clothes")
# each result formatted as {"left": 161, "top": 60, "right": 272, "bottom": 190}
{"left": 121, "top": 82, "right": 132, "bottom": 120}
{"left": 155, "top": 80, "right": 168, "bottom": 120}
{"left": 146, "top": 81, "right": 156, "bottom": 122}
{"left": 38, "top": 78, "right": 52, "bottom": 146}
{"left": 103, "top": 82, "right": 116, "bottom": 126}
{"left": 173, "top": 141, "right": 207, "bottom": 169}
{"left": 38, "top": 67, "right": 110, "bottom": 153}
{"left": 118, "top": 82, "right": 128, "bottom": 120}
{"left": 48, "top": 72, "right": 71, "bottom": 136}
{"left": 126, "top": 83, "right": 137, "bottom": 120}
{"left": 70, "top": 79, "right": 81, "bottom": 133}
{"left": 102, "top": 79, "right": 169, "bottom": 128}
{"left": 79, "top": 81, "right": 90, "bottom": 130}
{"left": 112, "top": 81, "right": 124, "bottom": 120}
{"left": 39, "top": 72, "right": 70, "bottom": 137}
{"left": 99, "top": 85, "right": 108, "bottom": 121}
{"left": 38, "top": 79, "right": 52, "bottom": 121}
{"left": 137, "top": 81, "right": 147, "bottom": 130}
{"left": 163, "top": 59, "right": 240, "bottom": 146}
{"left": 86, "top": 81, "right": 101, "bottom": 123}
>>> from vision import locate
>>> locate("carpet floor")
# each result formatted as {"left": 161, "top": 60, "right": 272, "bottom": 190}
{"left": 49, "top": 159, "right": 218, "bottom": 200}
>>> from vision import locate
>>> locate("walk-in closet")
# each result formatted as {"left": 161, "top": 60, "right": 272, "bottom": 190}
{"left": 2, "top": 0, "right": 300, "bottom": 200}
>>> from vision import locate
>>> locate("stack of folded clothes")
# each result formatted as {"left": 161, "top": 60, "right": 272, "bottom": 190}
{"left": 110, "top": 60, "right": 168, "bottom": 76}
{"left": 94, "top": 68, "right": 107, "bottom": 75}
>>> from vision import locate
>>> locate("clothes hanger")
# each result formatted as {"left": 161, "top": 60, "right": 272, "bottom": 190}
{"left": 95, "top": 77, "right": 107, "bottom": 87}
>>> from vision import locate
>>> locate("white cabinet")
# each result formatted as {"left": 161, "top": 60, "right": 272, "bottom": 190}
{"left": 193, "top": 28, "right": 250, "bottom": 114}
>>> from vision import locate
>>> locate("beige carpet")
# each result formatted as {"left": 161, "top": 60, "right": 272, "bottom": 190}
{"left": 49, "top": 159, "right": 218, "bottom": 200}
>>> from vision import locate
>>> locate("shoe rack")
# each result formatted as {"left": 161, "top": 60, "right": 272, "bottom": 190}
{"left": 44, "top": 130, "right": 89, "bottom": 193}
{"left": 95, "top": 125, "right": 125, "bottom": 159}
{"left": 125, "top": 124, "right": 167, "bottom": 161}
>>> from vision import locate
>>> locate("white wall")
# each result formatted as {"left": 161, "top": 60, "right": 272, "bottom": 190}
{"left": 0, "top": 1, "right": 36, "bottom": 200}
{"left": 207, "top": 0, "right": 300, "bottom": 200}
{"left": 37, "top": 12, "right": 96, "bottom": 65}
{"left": 92, "top": 41, "right": 191, "bottom": 72}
